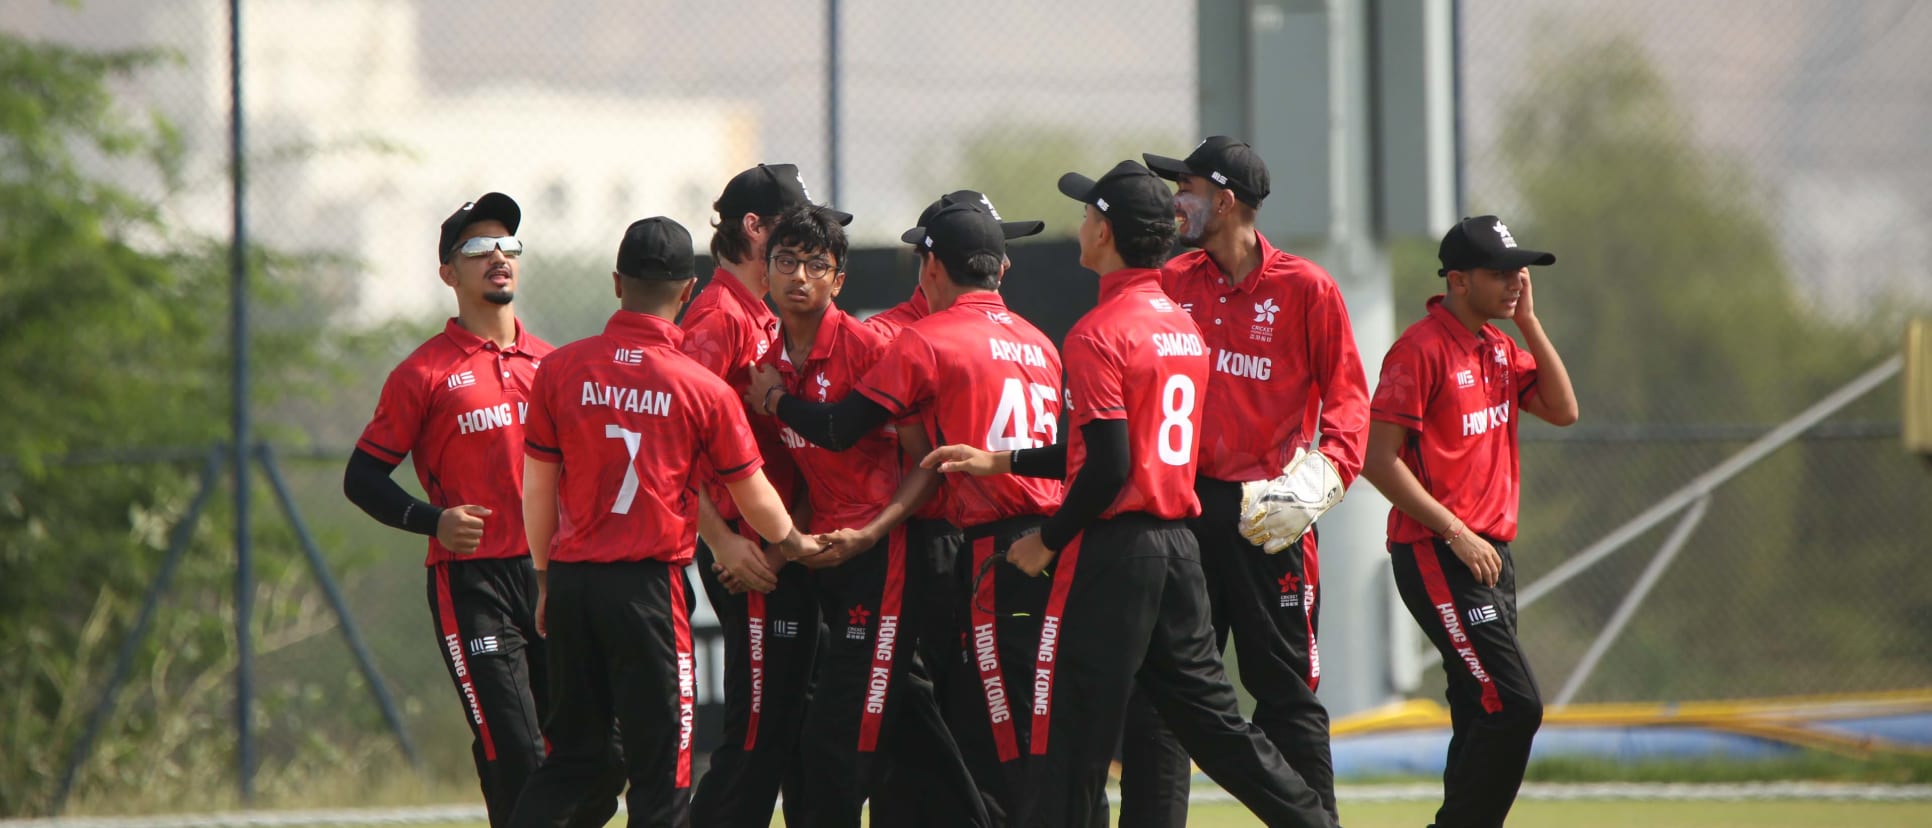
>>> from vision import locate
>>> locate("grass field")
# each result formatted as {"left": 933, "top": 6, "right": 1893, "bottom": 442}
{"left": 399, "top": 799, "right": 1932, "bottom": 827}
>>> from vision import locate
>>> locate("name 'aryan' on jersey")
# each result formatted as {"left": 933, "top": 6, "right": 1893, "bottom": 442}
{"left": 580, "top": 381, "right": 673, "bottom": 417}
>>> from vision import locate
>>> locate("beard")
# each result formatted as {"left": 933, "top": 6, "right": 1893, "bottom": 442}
{"left": 483, "top": 290, "right": 515, "bottom": 306}
{"left": 1175, "top": 192, "right": 1210, "bottom": 246}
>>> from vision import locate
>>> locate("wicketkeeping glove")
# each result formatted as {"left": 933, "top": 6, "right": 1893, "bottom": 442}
{"left": 1237, "top": 447, "right": 1344, "bottom": 553}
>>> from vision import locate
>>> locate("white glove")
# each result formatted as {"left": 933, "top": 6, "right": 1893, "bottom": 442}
{"left": 1237, "top": 448, "right": 1344, "bottom": 553}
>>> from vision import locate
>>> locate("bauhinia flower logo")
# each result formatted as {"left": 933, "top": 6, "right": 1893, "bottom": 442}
{"left": 1254, "top": 298, "right": 1280, "bottom": 325}
{"left": 815, "top": 372, "right": 831, "bottom": 401}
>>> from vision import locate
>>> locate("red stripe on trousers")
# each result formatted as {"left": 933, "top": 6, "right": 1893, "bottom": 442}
{"left": 671, "top": 564, "right": 696, "bottom": 788}
{"left": 970, "top": 537, "right": 1021, "bottom": 762}
{"left": 857, "top": 526, "right": 907, "bottom": 751}
{"left": 1412, "top": 543, "right": 1503, "bottom": 714}
{"left": 1302, "top": 533, "right": 1321, "bottom": 689}
{"left": 434, "top": 563, "right": 497, "bottom": 760}
{"left": 1028, "top": 534, "right": 1082, "bottom": 755}
{"left": 737, "top": 521, "right": 769, "bottom": 750}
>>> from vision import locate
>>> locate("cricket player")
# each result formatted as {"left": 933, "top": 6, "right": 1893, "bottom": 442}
{"left": 1122, "top": 136, "right": 1371, "bottom": 824}
{"left": 509, "top": 216, "right": 821, "bottom": 827}
{"left": 344, "top": 193, "right": 617, "bottom": 828}
{"left": 746, "top": 203, "right": 987, "bottom": 826}
{"left": 682, "top": 163, "right": 850, "bottom": 827}
{"left": 748, "top": 201, "right": 1064, "bottom": 823}
{"left": 925, "top": 161, "right": 1335, "bottom": 828}
{"left": 1361, "top": 215, "right": 1578, "bottom": 828}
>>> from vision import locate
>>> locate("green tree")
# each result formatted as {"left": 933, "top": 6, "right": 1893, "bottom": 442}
{"left": 923, "top": 122, "right": 1186, "bottom": 238}
{"left": 0, "top": 33, "right": 411, "bottom": 815}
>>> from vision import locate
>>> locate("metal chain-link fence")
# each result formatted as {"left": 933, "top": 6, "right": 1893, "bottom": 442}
{"left": 9, "top": 0, "right": 1932, "bottom": 818}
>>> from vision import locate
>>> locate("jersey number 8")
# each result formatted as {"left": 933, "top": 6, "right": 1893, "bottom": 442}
{"left": 1157, "top": 374, "right": 1197, "bottom": 467}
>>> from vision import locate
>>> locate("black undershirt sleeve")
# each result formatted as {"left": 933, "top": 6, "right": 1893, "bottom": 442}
{"left": 1008, "top": 442, "right": 1068, "bottom": 479}
{"left": 774, "top": 393, "right": 894, "bottom": 451}
{"left": 1038, "top": 419, "right": 1130, "bottom": 552}
{"left": 343, "top": 448, "right": 443, "bottom": 536}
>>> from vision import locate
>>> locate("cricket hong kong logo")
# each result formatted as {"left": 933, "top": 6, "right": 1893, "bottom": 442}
{"left": 1250, "top": 298, "right": 1279, "bottom": 342}
{"left": 973, "top": 622, "right": 1011, "bottom": 724}
{"left": 866, "top": 614, "right": 899, "bottom": 715}
{"left": 847, "top": 604, "right": 872, "bottom": 641}
{"left": 815, "top": 372, "right": 831, "bottom": 401}
{"left": 1278, "top": 572, "right": 1302, "bottom": 608}
{"left": 1493, "top": 220, "right": 1517, "bottom": 248}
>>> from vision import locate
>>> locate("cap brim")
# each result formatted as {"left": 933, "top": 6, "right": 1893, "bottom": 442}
{"left": 1057, "top": 172, "right": 1099, "bottom": 202}
{"left": 1141, "top": 153, "right": 1190, "bottom": 181}
{"left": 1494, "top": 249, "right": 1556, "bottom": 268}
{"left": 899, "top": 226, "right": 928, "bottom": 245}
{"left": 1000, "top": 220, "right": 1045, "bottom": 239}
{"left": 470, "top": 192, "right": 522, "bottom": 234}
{"left": 827, "top": 208, "right": 855, "bottom": 227}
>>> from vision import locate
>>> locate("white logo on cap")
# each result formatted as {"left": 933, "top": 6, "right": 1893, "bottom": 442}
{"left": 1211, "top": 171, "right": 1229, "bottom": 186}
{"left": 978, "top": 195, "right": 1003, "bottom": 220}
{"left": 1096, "top": 197, "right": 1110, "bottom": 212}
{"left": 1494, "top": 221, "right": 1518, "bottom": 248}
{"left": 796, "top": 171, "right": 812, "bottom": 201}
{"left": 461, "top": 202, "right": 475, "bottom": 211}
{"left": 924, "top": 236, "right": 934, "bottom": 248}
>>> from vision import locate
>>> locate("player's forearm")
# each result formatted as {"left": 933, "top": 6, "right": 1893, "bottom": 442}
{"left": 726, "top": 471, "right": 801, "bottom": 546}
{"left": 1517, "top": 316, "right": 1579, "bottom": 426}
{"left": 1008, "top": 442, "right": 1067, "bottom": 479}
{"left": 522, "top": 459, "right": 560, "bottom": 569}
{"left": 1361, "top": 428, "right": 1458, "bottom": 535}
{"left": 1038, "top": 420, "right": 1129, "bottom": 551}
{"left": 775, "top": 393, "right": 893, "bottom": 451}
{"left": 1309, "top": 293, "right": 1372, "bottom": 485}
{"left": 862, "top": 466, "right": 939, "bottom": 540}
{"left": 695, "top": 491, "right": 735, "bottom": 550}
{"left": 342, "top": 449, "right": 443, "bottom": 536}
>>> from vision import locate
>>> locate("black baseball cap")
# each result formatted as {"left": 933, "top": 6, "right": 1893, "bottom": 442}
{"left": 438, "top": 192, "right": 520, "bottom": 263}
{"left": 1057, "top": 160, "right": 1175, "bottom": 240}
{"left": 904, "top": 202, "right": 1006, "bottom": 277}
{"left": 715, "top": 163, "right": 853, "bottom": 226}
{"left": 616, "top": 217, "right": 697, "bottom": 281}
{"left": 899, "top": 189, "right": 1045, "bottom": 245}
{"left": 1436, "top": 215, "right": 1556, "bottom": 276}
{"left": 1143, "top": 136, "right": 1271, "bottom": 207}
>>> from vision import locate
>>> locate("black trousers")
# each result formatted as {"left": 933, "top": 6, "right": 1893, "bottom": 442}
{"left": 689, "top": 525, "right": 821, "bottom": 827}
{"left": 945, "top": 515, "right": 1056, "bottom": 825}
{"left": 1016, "top": 514, "right": 1333, "bottom": 828}
{"left": 795, "top": 524, "right": 988, "bottom": 828}
{"left": 427, "top": 558, "right": 619, "bottom": 828}
{"left": 508, "top": 560, "right": 697, "bottom": 828}
{"left": 1390, "top": 539, "right": 1543, "bottom": 828}
{"left": 1119, "top": 477, "right": 1336, "bottom": 825}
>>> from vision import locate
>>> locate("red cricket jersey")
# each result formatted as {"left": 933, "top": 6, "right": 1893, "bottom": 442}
{"left": 862, "top": 286, "right": 930, "bottom": 342}
{"left": 857, "top": 291, "right": 1065, "bottom": 529}
{"left": 524, "top": 311, "right": 764, "bottom": 565}
{"left": 357, "top": 319, "right": 553, "bottom": 566}
{"left": 1160, "top": 232, "right": 1370, "bottom": 485}
{"left": 1063, "top": 269, "right": 1209, "bottom": 520}
{"left": 1369, "top": 296, "right": 1540, "bottom": 544}
{"left": 758, "top": 303, "right": 902, "bottom": 532}
{"left": 679, "top": 269, "right": 797, "bottom": 520}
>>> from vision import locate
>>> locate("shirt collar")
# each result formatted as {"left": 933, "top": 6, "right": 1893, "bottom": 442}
{"left": 442, "top": 317, "right": 532, "bottom": 355}
{"left": 1424, "top": 295, "right": 1495, "bottom": 352}
{"left": 711, "top": 266, "right": 769, "bottom": 315}
{"left": 778, "top": 303, "right": 849, "bottom": 368}
{"left": 948, "top": 291, "right": 1008, "bottom": 313}
{"left": 602, "top": 310, "right": 686, "bottom": 348}
{"left": 1097, "top": 267, "right": 1163, "bottom": 299}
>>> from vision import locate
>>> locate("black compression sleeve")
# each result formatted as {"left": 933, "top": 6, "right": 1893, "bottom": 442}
{"left": 1038, "top": 420, "right": 1130, "bottom": 551}
{"left": 1009, "top": 442, "right": 1068, "bottom": 479}
{"left": 343, "top": 448, "right": 442, "bottom": 536}
{"left": 775, "top": 393, "right": 894, "bottom": 451}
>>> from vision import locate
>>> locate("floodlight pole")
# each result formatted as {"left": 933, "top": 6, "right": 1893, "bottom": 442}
{"left": 227, "top": 0, "right": 256, "bottom": 803}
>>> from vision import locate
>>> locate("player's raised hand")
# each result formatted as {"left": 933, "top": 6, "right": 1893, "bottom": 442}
{"left": 744, "top": 362, "right": 784, "bottom": 415}
{"left": 1510, "top": 268, "right": 1535, "bottom": 326}
{"left": 1006, "top": 532, "right": 1056, "bottom": 577}
{"left": 437, "top": 504, "right": 491, "bottom": 554}
{"left": 922, "top": 444, "right": 1002, "bottom": 476}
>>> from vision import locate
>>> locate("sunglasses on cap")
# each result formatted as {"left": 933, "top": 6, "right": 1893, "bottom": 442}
{"left": 450, "top": 235, "right": 524, "bottom": 259}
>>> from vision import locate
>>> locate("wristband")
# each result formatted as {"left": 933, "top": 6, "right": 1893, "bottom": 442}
{"left": 1440, "top": 519, "right": 1465, "bottom": 544}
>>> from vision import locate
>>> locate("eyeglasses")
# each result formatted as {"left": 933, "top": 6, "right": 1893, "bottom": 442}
{"left": 768, "top": 252, "right": 838, "bottom": 280}
{"left": 451, "top": 235, "right": 524, "bottom": 259}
